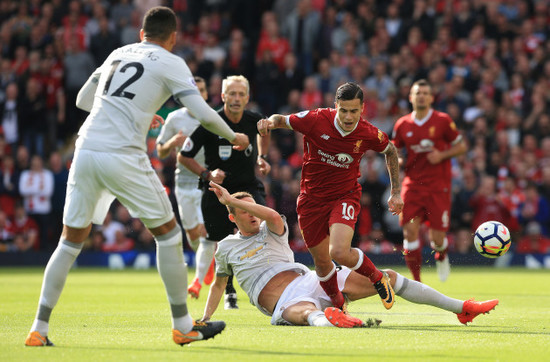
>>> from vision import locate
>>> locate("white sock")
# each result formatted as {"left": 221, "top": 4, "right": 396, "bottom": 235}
{"left": 30, "top": 239, "right": 83, "bottom": 335}
{"left": 155, "top": 226, "right": 193, "bottom": 333}
{"left": 393, "top": 272, "right": 463, "bottom": 313}
{"left": 306, "top": 310, "right": 334, "bottom": 327}
{"left": 196, "top": 239, "right": 216, "bottom": 284}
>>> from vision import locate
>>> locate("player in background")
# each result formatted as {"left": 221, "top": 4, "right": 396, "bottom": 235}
{"left": 25, "top": 7, "right": 249, "bottom": 347}
{"left": 179, "top": 75, "right": 271, "bottom": 309}
{"left": 392, "top": 79, "right": 467, "bottom": 282}
{"left": 201, "top": 181, "right": 499, "bottom": 327}
{"left": 156, "top": 76, "right": 215, "bottom": 298}
{"left": 257, "top": 82, "right": 403, "bottom": 312}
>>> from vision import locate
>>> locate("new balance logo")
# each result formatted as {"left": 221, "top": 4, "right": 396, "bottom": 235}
{"left": 321, "top": 134, "right": 330, "bottom": 140}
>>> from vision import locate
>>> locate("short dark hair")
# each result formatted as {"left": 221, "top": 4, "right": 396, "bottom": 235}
{"left": 411, "top": 79, "right": 431, "bottom": 92}
{"left": 142, "top": 6, "right": 177, "bottom": 41}
{"left": 193, "top": 76, "right": 205, "bottom": 84}
{"left": 335, "top": 82, "right": 363, "bottom": 103}
{"left": 227, "top": 191, "right": 254, "bottom": 215}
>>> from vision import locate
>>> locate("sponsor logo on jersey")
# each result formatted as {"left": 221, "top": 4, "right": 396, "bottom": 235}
{"left": 219, "top": 145, "right": 232, "bottom": 160}
{"left": 240, "top": 245, "right": 264, "bottom": 260}
{"left": 411, "top": 139, "right": 434, "bottom": 153}
{"left": 317, "top": 149, "right": 352, "bottom": 169}
{"left": 321, "top": 134, "right": 330, "bottom": 140}
{"left": 406, "top": 131, "right": 413, "bottom": 137}
{"left": 296, "top": 110, "right": 310, "bottom": 118}
{"left": 336, "top": 153, "right": 353, "bottom": 164}
{"left": 189, "top": 77, "right": 197, "bottom": 87}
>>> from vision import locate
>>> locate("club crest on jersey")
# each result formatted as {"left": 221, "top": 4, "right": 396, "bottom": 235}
{"left": 219, "top": 145, "right": 232, "bottom": 160}
{"left": 296, "top": 110, "right": 309, "bottom": 118}
{"left": 336, "top": 153, "right": 353, "bottom": 164}
{"left": 353, "top": 140, "right": 362, "bottom": 153}
{"left": 429, "top": 126, "right": 436, "bottom": 137}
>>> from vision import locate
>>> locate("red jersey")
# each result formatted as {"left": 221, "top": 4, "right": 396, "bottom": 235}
{"left": 288, "top": 108, "right": 389, "bottom": 201}
{"left": 392, "top": 109, "right": 461, "bottom": 192}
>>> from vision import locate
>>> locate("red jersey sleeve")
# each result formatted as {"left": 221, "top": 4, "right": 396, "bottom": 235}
{"left": 288, "top": 109, "right": 320, "bottom": 135}
{"left": 441, "top": 113, "right": 461, "bottom": 144}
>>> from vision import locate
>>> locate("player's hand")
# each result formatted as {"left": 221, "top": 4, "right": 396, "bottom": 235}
{"left": 170, "top": 130, "right": 186, "bottom": 148}
{"left": 210, "top": 169, "right": 226, "bottom": 184}
{"left": 231, "top": 133, "right": 249, "bottom": 150}
{"left": 257, "top": 156, "right": 271, "bottom": 175}
{"left": 209, "top": 181, "right": 232, "bottom": 205}
{"left": 149, "top": 114, "right": 164, "bottom": 130}
{"left": 257, "top": 118, "right": 273, "bottom": 137}
{"left": 426, "top": 149, "right": 443, "bottom": 164}
{"left": 387, "top": 193, "right": 403, "bottom": 215}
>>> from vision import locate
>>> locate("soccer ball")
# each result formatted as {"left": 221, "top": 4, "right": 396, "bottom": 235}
{"left": 473, "top": 221, "right": 511, "bottom": 258}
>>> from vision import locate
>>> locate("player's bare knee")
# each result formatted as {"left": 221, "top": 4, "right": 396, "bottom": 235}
{"left": 328, "top": 245, "right": 349, "bottom": 265}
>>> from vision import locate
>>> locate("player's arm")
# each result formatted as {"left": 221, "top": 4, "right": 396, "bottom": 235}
{"left": 178, "top": 93, "right": 249, "bottom": 150}
{"left": 209, "top": 181, "right": 285, "bottom": 235}
{"left": 257, "top": 131, "right": 271, "bottom": 175}
{"left": 257, "top": 114, "right": 292, "bottom": 136}
{"left": 427, "top": 136, "right": 467, "bottom": 165}
{"left": 381, "top": 142, "right": 404, "bottom": 215}
{"left": 157, "top": 131, "right": 186, "bottom": 159}
{"left": 200, "top": 275, "right": 228, "bottom": 322}
{"left": 76, "top": 72, "right": 100, "bottom": 112}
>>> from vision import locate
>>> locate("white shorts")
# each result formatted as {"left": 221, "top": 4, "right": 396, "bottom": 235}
{"left": 270, "top": 267, "right": 352, "bottom": 325}
{"left": 175, "top": 186, "right": 204, "bottom": 230}
{"left": 63, "top": 149, "right": 174, "bottom": 229}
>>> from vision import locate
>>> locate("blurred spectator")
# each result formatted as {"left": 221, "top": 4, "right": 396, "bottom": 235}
{"left": 0, "top": 209, "right": 14, "bottom": 252}
{"left": 0, "top": 82, "right": 18, "bottom": 151}
{"left": 99, "top": 210, "right": 125, "bottom": 249}
{"left": 0, "top": 154, "right": 20, "bottom": 219}
{"left": 518, "top": 182, "right": 550, "bottom": 237}
{"left": 256, "top": 16, "right": 291, "bottom": 71}
{"left": 89, "top": 16, "right": 120, "bottom": 67}
{"left": 19, "top": 155, "right": 53, "bottom": 250}
{"left": 102, "top": 229, "right": 134, "bottom": 253}
{"left": 48, "top": 151, "right": 68, "bottom": 241}
{"left": 18, "top": 77, "right": 47, "bottom": 157}
{"left": 283, "top": 0, "right": 321, "bottom": 75}
{"left": 12, "top": 203, "right": 39, "bottom": 252}
{"left": 516, "top": 221, "right": 550, "bottom": 254}
{"left": 279, "top": 52, "right": 305, "bottom": 104}
{"left": 469, "top": 175, "right": 514, "bottom": 232}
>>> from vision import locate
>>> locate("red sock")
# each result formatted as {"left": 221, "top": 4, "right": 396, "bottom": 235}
{"left": 354, "top": 253, "right": 383, "bottom": 283}
{"left": 404, "top": 248, "right": 422, "bottom": 282}
{"left": 319, "top": 271, "right": 345, "bottom": 309}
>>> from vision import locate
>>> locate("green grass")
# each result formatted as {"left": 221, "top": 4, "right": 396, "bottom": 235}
{"left": 1, "top": 266, "right": 549, "bottom": 361}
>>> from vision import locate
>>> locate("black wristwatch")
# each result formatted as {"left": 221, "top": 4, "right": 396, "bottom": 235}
{"left": 200, "top": 169, "right": 211, "bottom": 182}
{"left": 259, "top": 154, "right": 268, "bottom": 161}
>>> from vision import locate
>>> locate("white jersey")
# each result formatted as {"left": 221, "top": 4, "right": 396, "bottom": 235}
{"left": 76, "top": 41, "right": 200, "bottom": 153}
{"left": 156, "top": 108, "right": 205, "bottom": 189}
{"left": 215, "top": 216, "right": 311, "bottom": 315}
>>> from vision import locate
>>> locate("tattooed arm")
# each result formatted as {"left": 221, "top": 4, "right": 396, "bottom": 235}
{"left": 382, "top": 142, "right": 404, "bottom": 215}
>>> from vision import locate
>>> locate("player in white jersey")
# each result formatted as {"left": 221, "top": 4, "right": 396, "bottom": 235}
{"left": 25, "top": 7, "right": 249, "bottom": 348}
{"left": 200, "top": 181, "right": 500, "bottom": 327}
{"left": 156, "top": 76, "right": 215, "bottom": 298}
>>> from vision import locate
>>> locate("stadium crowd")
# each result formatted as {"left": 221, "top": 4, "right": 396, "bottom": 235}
{"left": 1, "top": 0, "right": 550, "bottom": 255}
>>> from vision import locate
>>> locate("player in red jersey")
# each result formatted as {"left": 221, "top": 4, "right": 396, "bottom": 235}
{"left": 392, "top": 79, "right": 467, "bottom": 282}
{"left": 258, "top": 82, "right": 403, "bottom": 311}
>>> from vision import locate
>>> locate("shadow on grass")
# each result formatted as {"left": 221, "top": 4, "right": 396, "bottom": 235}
{"left": 381, "top": 325, "right": 550, "bottom": 336}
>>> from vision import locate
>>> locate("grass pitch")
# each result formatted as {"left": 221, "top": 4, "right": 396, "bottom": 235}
{"left": 1, "top": 266, "right": 549, "bottom": 361}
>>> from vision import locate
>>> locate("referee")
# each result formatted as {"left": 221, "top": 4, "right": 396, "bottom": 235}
{"left": 179, "top": 75, "right": 271, "bottom": 309}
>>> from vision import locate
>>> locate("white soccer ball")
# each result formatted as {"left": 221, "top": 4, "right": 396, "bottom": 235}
{"left": 473, "top": 221, "right": 512, "bottom": 258}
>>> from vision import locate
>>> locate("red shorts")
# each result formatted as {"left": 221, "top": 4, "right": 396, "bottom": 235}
{"left": 297, "top": 190, "right": 361, "bottom": 248}
{"left": 400, "top": 188, "right": 451, "bottom": 231}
